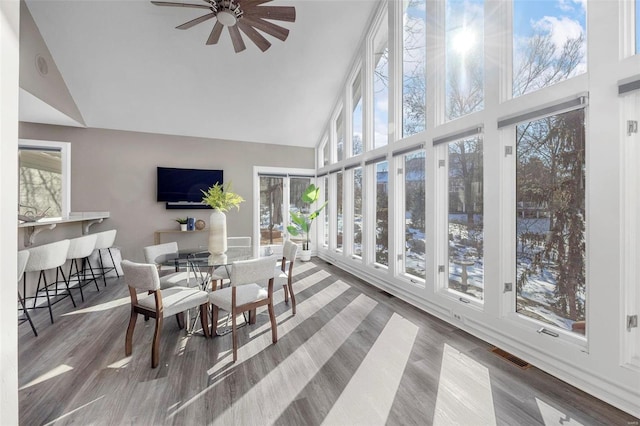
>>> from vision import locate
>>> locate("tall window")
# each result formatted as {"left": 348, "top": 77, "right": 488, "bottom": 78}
{"left": 18, "top": 140, "right": 70, "bottom": 218}
{"left": 403, "top": 150, "right": 426, "bottom": 279}
{"left": 376, "top": 161, "right": 389, "bottom": 265}
{"left": 322, "top": 176, "right": 329, "bottom": 247}
{"left": 336, "top": 109, "right": 345, "bottom": 162}
{"left": 373, "top": 21, "right": 389, "bottom": 149}
{"left": 403, "top": 0, "right": 426, "bottom": 137}
{"left": 352, "top": 72, "right": 364, "bottom": 156}
{"left": 323, "top": 140, "right": 330, "bottom": 167}
{"left": 353, "top": 167, "right": 363, "bottom": 257}
{"left": 516, "top": 109, "right": 586, "bottom": 335}
{"left": 513, "top": 0, "right": 586, "bottom": 97}
{"left": 260, "top": 176, "right": 284, "bottom": 247}
{"left": 336, "top": 171, "right": 344, "bottom": 251}
{"left": 636, "top": 0, "right": 640, "bottom": 54}
{"left": 290, "top": 177, "right": 312, "bottom": 246}
{"left": 445, "top": 0, "right": 484, "bottom": 121}
{"left": 448, "top": 137, "right": 484, "bottom": 300}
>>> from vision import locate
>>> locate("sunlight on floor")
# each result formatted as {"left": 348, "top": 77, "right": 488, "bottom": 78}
{"left": 433, "top": 343, "right": 497, "bottom": 425}
{"left": 536, "top": 397, "right": 584, "bottom": 425}
{"left": 42, "top": 395, "right": 105, "bottom": 426}
{"left": 322, "top": 313, "right": 419, "bottom": 425}
{"left": 205, "top": 294, "right": 378, "bottom": 425}
{"left": 19, "top": 364, "right": 74, "bottom": 390}
{"left": 61, "top": 295, "right": 130, "bottom": 316}
{"left": 106, "top": 357, "right": 132, "bottom": 369}
{"left": 168, "top": 275, "right": 351, "bottom": 418}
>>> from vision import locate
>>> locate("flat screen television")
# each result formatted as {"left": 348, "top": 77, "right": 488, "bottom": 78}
{"left": 156, "top": 167, "right": 223, "bottom": 204}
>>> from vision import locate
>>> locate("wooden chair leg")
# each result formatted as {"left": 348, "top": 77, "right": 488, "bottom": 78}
{"left": 176, "top": 312, "right": 185, "bottom": 329}
{"left": 211, "top": 304, "right": 219, "bottom": 336}
{"left": 249, "top": 308, "right": 257, "bottom": 324}
{"left": 151, "top": 315, "right": 163, "bottom": 368}
{"left": 125, "top": 309, "right": 137, "bottom": 356}
{"left": 232, "top": 308, "right": 238, "bottom": 362}
{"left": 200, "top": 303, "right": 210, "bottom": 338}
{"left": 288, "top": 280, "right": 296, "bottom": 315}
{"left": 268, "top": 301, "right": 278, "bottom": 344}
{"left": 283, "top": 285, "right": 289, "bottom": 303}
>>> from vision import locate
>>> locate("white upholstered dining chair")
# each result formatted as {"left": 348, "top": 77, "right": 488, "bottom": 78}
{"left": 209, "top": 256, "right": 277, "bottom": 362}
{"left": 121, "top": 260, "right": 210, "bottom": 368}
{"left": 275, "top": 239, "right": 299, "bottom": 314}
{"left": 209, "top": 236, "right": 252, "bottom": 290}
{"left": 143, "top": 242, "right": 199, "bottom": 288}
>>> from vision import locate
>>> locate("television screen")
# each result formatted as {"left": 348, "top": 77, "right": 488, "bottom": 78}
{"left": 156, "top": 167, "right": 223, "bottom": 203}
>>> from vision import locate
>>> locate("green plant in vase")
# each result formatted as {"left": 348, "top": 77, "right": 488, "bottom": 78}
{"left": 175, "top": 217, "right": 188, "bottom": 231}
{"left": 201, "top": 182, "right": 244, "bottom": 254}
{"left": 287, "top": 184, "right": 328, "bottom": 259}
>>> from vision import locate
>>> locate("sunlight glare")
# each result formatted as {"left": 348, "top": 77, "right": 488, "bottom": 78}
{"left": 61, "top": 295, "right": 130, "bottom": 316}
{"left": 452, "top": 28, "right": 476, "bottom": 55}
{"left": 536, "top": 398, "right": 584, "bottom": 425}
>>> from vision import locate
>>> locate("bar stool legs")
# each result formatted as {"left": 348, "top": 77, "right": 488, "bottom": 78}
{"left": 18, "top": 290, "right": 38, "bottom": 337}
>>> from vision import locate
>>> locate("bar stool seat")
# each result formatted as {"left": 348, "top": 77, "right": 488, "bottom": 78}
{"left": 24, "top": 239, "right": 75, "bottom": 324}
{"left": 18, "top": 250, "right": 37, "bottom": 336}
{"left": 92, "top": 230, "right": 119, "bottom": 286}
{"left": 67, "top": 234, "right": 99, "bottom": 302}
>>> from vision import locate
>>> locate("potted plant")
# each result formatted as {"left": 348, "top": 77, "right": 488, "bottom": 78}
{"left": 175, "top": 217, "right": 188, "bottom": 231}
{"left": 201, "top": 182, "right": 244, "bottom": 254}
{"left": 287, "top": 183, "right": 328, "bottom": 261}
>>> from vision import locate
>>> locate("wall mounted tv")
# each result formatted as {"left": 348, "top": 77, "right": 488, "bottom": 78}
{"left": 156, "top": 167, "right": 223, "bottom": 208}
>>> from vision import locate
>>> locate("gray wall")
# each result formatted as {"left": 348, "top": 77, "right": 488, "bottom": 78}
{"left": 19, "top": 122, "right": 314, "bottom": 261}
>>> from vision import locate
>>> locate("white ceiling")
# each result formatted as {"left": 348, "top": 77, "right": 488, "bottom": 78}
{"left": 24, "top": 0, "right": 379, "bottom": 148}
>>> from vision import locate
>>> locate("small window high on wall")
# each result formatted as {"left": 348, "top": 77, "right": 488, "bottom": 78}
{"left": 512, "top": 0, "right": 586, "bottom": 97}
{"left": 402, "top": 0, "right": 426, "bottom": 137}
{"left": 372, "top": 16, "right": 389, "bottom": 149}
{"left": 445, "top": 0, "right": 484, "bottom": 121}
{"left": 352, "top": 71, "right": 364, "bottom": 156}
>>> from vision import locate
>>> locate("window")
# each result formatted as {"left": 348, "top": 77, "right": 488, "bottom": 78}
{"left": 403, "top": 0, "right": 427, "bottom": 137}
{"left": 18, "top": 140, "right": 70, "bottom": 218}
{"left": 512, "top": 0, "right": 586, "bottom": 97}
{"left": 373, "top": 20, "right": 389, "bottom": 149}
{"left": 259, "top": 176, "right": 284, "bottom": 247}
{"left": 322, "top": 139, "right": 330, "bottom": 167}
{"left": 353, "top": 167, "right": 363, "bottom": 257}
{"left": 336, "top": 171, "right": 344, "bottom": 251}
{"left": 515, "top": 109, "right": 586, "bottom": 335}
{"left": 448, "top": 137, "right": 484, "bottom": 300}
{"left": 375, "top": 161, "right": 389, "bottom": 265}
{"left": 445, "top": 0, "right": 484, "bottom": 121}
{"left": 402, "top": 150, "right": 426, "bottom": 280}
{"left": 352, "top": 72, "right": 364, "bottom": 156}
{"left": 336, "top": 109, "right": 345, "bottom": 162}
{"left": 636, "top": 0, "right": 640, "bottom": 54}
{"left": 323, "top": 175, "right": 329, "bottom": 247}
{"left": 258, "top": 173, "right": 313, "bottom": 250}
{"left": 290, "top": 177, "right": 313, "bottom": 247}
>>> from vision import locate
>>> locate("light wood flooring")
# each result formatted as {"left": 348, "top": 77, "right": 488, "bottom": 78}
{"left": 18, "top": 259, "right": 639, "bottom": 425}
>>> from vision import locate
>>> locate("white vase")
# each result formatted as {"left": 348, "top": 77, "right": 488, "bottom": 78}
{"left": 208, "top": 208, "right": 227, "bottom": 254}
{"left": 180, "top": 224, "right": 187, "bottom": 231}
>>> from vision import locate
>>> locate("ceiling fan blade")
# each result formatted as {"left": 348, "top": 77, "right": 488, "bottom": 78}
{"left": 241, "top": 0, "right": 274, "bottom": 7}
{"left": 228, "top": 25, "right": 247, "bottom": 53}
{"left": 176, "top": 12, "right": 216, "bottom": 30}
{"left": 206, "top": 20, "right": 224, "bottom": 45}
{"left": 241, "top": 16, "right": 289, "bottom": 41}
{"left": 251, "top": 6, "right": 295, "bottom": 22}
{"left": 237, "top": 21, "right": 271, "bottom": 52}
{"left": 151, "top": 1, "right": 212, "bottom": 10}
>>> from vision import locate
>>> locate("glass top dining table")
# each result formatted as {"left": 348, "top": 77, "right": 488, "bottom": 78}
{"left": 154, "top": 246, "right": 256, "bottom": 290}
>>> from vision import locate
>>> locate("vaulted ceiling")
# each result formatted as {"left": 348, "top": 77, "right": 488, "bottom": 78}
{"left": 22, "top": 0, "right": 379, "bottom": 147}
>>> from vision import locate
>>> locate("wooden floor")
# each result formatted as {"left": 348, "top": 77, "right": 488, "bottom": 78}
{"left": 18, "top": 259, "right": 638, "bottom": 425}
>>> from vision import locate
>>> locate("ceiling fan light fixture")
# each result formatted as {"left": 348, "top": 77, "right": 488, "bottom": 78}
{"left": 216, "top": 0, "right": 243, "bottom": 26}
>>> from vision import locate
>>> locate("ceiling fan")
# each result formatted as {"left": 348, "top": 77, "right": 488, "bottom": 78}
{"left": 151, "top": 0, "right": 295, "bottom": 53}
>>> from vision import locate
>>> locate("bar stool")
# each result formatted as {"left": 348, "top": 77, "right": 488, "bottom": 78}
{"left": 66, "top": 234, "right": 99, "bottom": 302}
{"left": 18, "top": 250, "right": 38, "bottom": 337}
{"left": 24, "top": 239, "right": 75, "bottom": 324}
{"left": 93, "top": 230, "right": 119, "bottom": 286}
